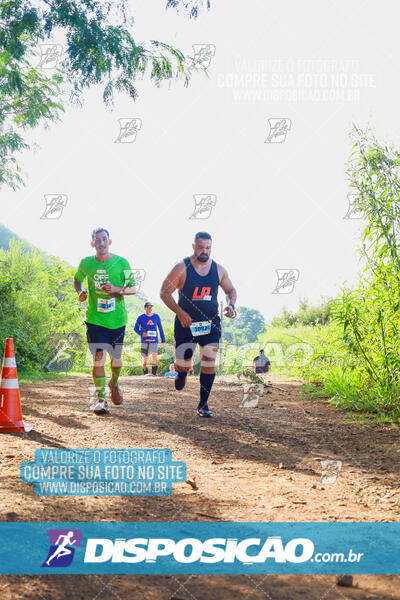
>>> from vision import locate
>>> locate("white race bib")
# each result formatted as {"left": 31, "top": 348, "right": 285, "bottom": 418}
{"left": 146, "top": 330, "right": 157, "bottom": 337}
{"left": 190, "top": 320, "right": 211, "bottom": 336}
{"left": 97, "top": 297, "right": 115, "bottom": 313}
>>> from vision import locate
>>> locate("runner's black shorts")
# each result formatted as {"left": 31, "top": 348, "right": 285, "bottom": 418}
{"left": 174, "top": 315, "right": 221, "bottom": 361}
{"left": 85, "top": 322, "right": 126, "bottom": 358}
{"left": 141, "top": 341, "right": 159, "bottom": 357}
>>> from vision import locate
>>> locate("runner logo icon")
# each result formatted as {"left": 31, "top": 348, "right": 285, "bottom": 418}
{"left": 42, "top": 529, "right": 82, "bottom": 567}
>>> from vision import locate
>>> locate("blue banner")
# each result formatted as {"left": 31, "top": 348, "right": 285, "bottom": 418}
{"left": 0, "top": 522, "right": 399, "bottom": 574}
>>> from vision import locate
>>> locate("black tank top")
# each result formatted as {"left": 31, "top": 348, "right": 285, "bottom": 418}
{"left": 177, "top": 257, "right": 220, "bottom": 321}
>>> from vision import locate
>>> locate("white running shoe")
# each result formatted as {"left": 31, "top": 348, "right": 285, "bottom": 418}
{"left": 93, "top": 399, "right": 109, "bottom": 415}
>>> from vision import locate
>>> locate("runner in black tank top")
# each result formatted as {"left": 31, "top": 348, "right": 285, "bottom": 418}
{"left": 160, "top": 232, "right": 237, "bottom": 418}
{"left": 174, "top": 256, "right": 220, "bottom": 338}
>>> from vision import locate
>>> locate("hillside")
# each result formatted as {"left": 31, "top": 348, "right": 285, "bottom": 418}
{"left": 0, "top": 224, "right": 38, "bottom": 253}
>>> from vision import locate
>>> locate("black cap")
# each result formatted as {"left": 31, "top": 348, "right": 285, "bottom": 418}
{"left": 144, "top": 302, "right": 153, "bottom": 308}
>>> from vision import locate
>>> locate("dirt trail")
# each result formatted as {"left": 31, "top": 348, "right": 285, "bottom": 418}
{"left": 0, "top": 373, "right": 399, "bottom": 599}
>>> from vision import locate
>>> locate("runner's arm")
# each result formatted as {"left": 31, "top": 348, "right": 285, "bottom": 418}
{"left": 219, "top": 266, "right": 237, "bottom": 317}
{"left": 101, "top": 283, "right": 136, "bottom": 295}
{"left": 121, "top": 261, "right": 137, "bottom": 295}
{"left": 74, "top": 260, "right": 86, "bottom": 293}
{"left": 157, "top": 315, "right": 166, "bottom": 343}
{"left": 102, "top": 260, "right": 136, "bottom": 295}
{"left": 73, "top": 277, "right": 85, "bottom": 294}
{"left": 160, "top": 262, "right": 192, "bottom": 327}
{"left": 121, "top": 285, "right": 136, "bottom": 295}
{"left": 134, "top": 317, "right": 142, "bottom": 336}
{"left": 74, "top": 262, "right": 87, "bottom": 301}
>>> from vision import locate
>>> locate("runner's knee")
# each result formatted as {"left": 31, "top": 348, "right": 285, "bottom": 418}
{"left": 201, "top": 366, "right": 215, "bottom": 374}
{"left": 93, "top": 350, "right": 106, "bottom": 365}
{"left": 110, "top": 357, "right": 122, "bottom": 368}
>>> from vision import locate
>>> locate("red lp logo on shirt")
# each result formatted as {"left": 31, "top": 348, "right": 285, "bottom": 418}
{"left": 192, "top": 286, "right": 211, "bottom": 300}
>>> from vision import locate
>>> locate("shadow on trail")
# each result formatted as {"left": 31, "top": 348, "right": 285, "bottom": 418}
{"left": 1, "top": 430, "right": 69, "bottom": 449}
{"left": 108, "top": 409, "right": 317, "bottom": 476}
{"left": 19, "top": 377, "right": 400, "bottom": 482}
{"left": 24, "top": 406, "right": 90, "bottom": 432}
{"left": 107, "top": 387, "right": 400, "bottom": 481}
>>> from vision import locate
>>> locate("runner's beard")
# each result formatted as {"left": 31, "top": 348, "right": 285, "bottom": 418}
{"left": 196, "top": 253, "right": 209, "bottom": 263}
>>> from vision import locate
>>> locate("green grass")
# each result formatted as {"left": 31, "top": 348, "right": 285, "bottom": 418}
{"left": 18, "top": 370, "right": 89, "bottom": 384}
{"left": 342, "top": 411, "right": 400, "bottom": 427}
{"left": 298, "top": 383, "right": 330, "bottom": 399}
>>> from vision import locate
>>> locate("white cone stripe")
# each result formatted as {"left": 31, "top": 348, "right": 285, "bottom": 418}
{"left": 2, "top": 357, "right": 16, "bottom": 368}
{"left": 0, "top": 379, "right": 19, "bottom": 389}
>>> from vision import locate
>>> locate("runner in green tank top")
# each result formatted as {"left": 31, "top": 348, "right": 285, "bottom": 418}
{"left": 74, "top": 227, "right": 136, "bottom": 415}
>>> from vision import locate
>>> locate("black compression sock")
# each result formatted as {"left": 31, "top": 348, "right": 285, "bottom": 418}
{"left": 198, "top": 372, "right": 215, "bottom": 410}
{"left": 143, "top": 368, "right": 148, "bottom": 375}
{"left": 175, "top": 370, "right": 188, "bottom": 391}
{"left": 152, "top": 365, "right": 158, "bottom": 375}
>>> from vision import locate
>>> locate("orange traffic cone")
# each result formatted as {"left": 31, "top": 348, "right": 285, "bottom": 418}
{"left": 0, "top": 338, "right": 32, "bottom": 433}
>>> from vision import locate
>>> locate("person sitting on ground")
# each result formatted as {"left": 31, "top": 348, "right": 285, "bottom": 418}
{"left": 164, "top": 363, "right": 178, "bottom": 378}
{"left": 252, "top": 349, "right": 271, "bottom": 374}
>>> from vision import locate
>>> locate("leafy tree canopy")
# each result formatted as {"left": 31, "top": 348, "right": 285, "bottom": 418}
{"left": 0, "top": 0, "right": 207, "bottom": 189}
{"left": 223, "top": 305, "right": 266, "bottom": 344}
{"left": 271, "top": 297, "right": 333, "bottom": 328}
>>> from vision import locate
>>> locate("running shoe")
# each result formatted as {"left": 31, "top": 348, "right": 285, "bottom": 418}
{"left": 175, "top": 370, "right": 188, "bottom": 391}
{"left": 197, "top": 406, "right": 212, "bottom": 418}
{"left": 93, "top": 399, "right": 109, "bottom": 415}
{"left": 108, "top": 380, "right": 123, "bottom": 405}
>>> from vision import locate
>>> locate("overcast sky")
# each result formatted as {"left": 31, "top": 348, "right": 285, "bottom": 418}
{"left": 2, "top": 0, "right": 400, "bottom": 321}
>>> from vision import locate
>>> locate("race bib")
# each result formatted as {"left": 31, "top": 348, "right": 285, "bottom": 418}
{"left": 190, "top": 320, "right": 211, "bottom": 336}
{"left": 146, "top": 330, "right": 157, "bottom": 337}
{"left": 97, "top": 297, "right": 115, "bottom": 313}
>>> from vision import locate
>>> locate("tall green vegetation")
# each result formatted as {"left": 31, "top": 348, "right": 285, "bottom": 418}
{"left": 0, "top": 240, "right": 83, "bottom": 372}
{"left": 329, "top": 126, "right": 400, "bottom": 416}
{"left": 284, "top": 126, "right": 400, "bottom": 419}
